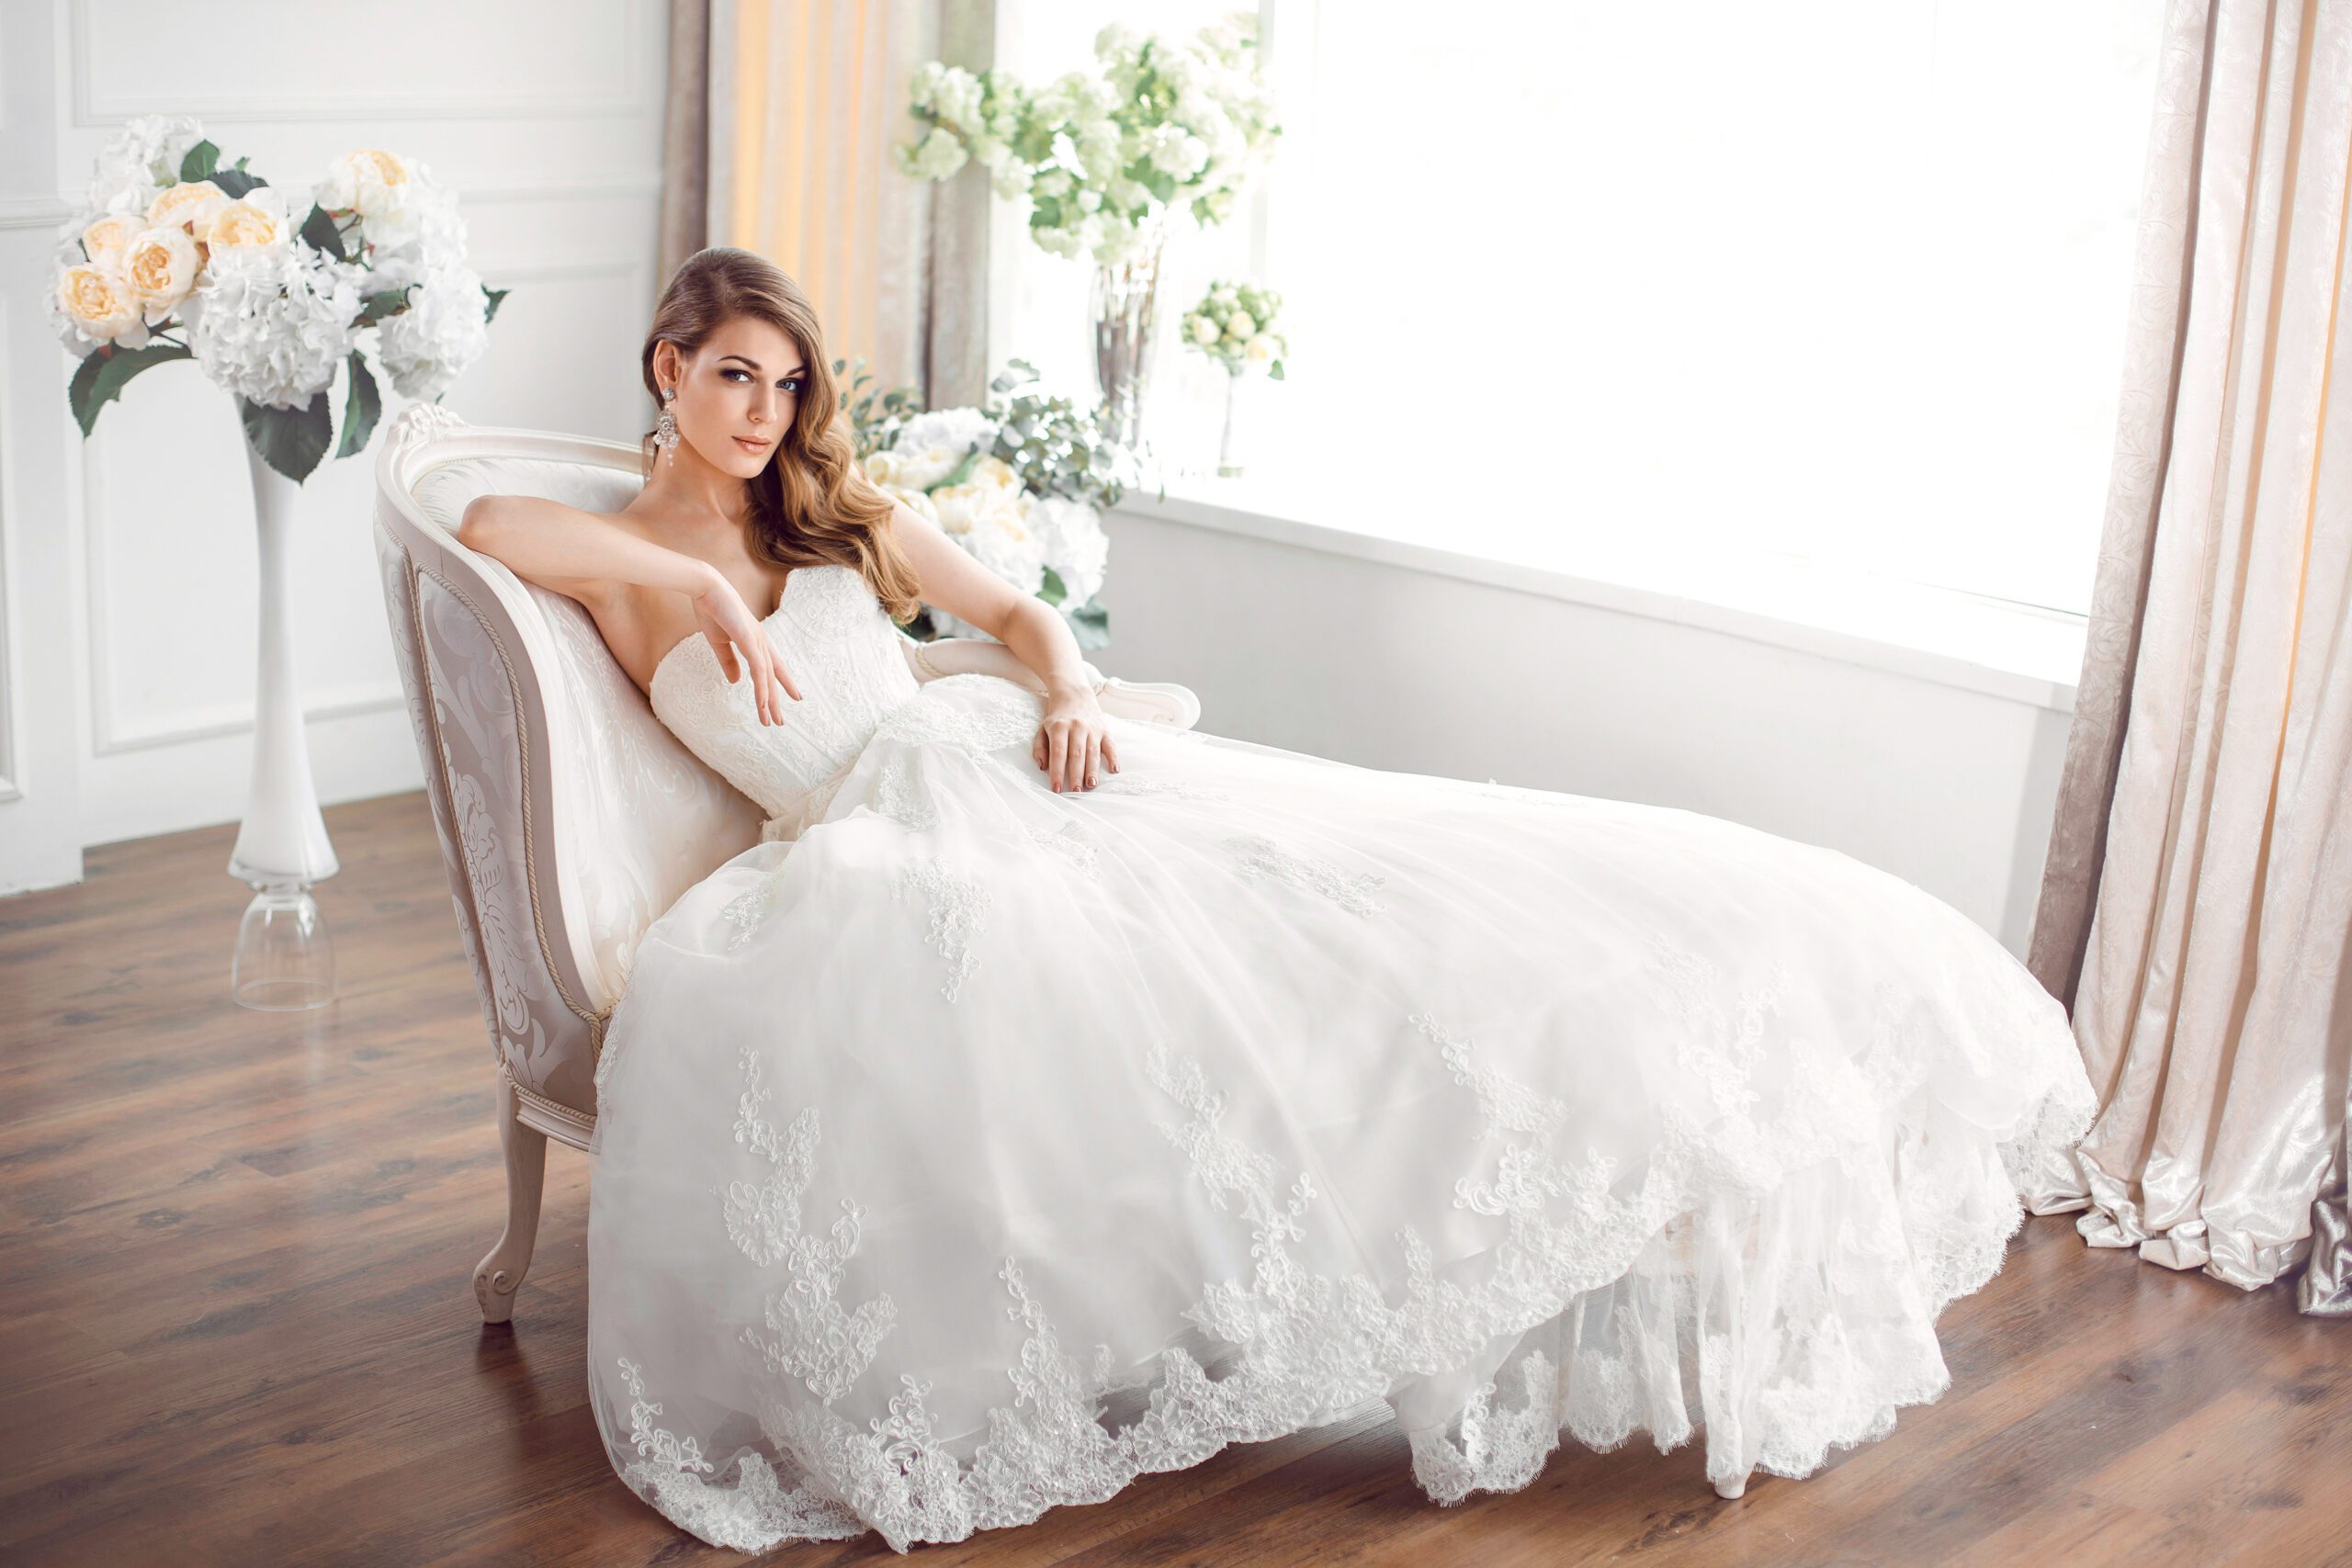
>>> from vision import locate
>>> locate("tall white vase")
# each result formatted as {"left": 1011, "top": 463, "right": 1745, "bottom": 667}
{"left": 227, "top": 442, "right": 339, "bottom": 1010}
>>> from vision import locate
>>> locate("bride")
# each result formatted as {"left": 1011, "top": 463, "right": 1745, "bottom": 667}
{"left": 457, "top": 247, "right": 2096, "bottom": 1554}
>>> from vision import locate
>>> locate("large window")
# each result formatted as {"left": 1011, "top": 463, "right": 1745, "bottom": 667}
{"left": 992, "top": 2, "right": 2163, "bottom": 616}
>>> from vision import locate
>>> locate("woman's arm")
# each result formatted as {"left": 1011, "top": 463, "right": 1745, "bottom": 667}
{"left": 881, "top": 498, "right": 1114, "bottom": 792}
{"left": 900, "top": 633, "right": 1102, "bottom": 694}
{"left": 455, "top": 494, "right": 715, "bottom": 605}
{"left": 457, "top": 493, "right": 800, "bottom": 722}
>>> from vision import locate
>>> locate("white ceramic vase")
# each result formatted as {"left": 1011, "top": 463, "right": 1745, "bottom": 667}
{"left": 226, "top": 441, "right": 339, "bottom": 1010}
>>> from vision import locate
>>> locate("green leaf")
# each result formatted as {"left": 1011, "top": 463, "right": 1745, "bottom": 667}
{"left": 298, "top": 203, "right": 345, "bottom": 260}
{"left": 179, "top": 141, "right": 220, "bottom": 182}
{"left": 210, "top": 167, "right": 266, "bottom": 201}
{"left": 67, "top": 341, "right": 193, "bottom": 437}
{"left": 239, "top": 392, "right": 334, "bottom": 483}
{"left": 356, "top": 286, "right": 415, "bottom": 327}
{"left": 1068, "top": 599, "right": 1111, "bottom": 651}
{"left": 334, "top": 351, "right": 380, "bottom": 461}
{"left": 1037, "top": 565, "right": 1068, "bottom": 608}
{"left": 1269, "top": 361, "right": 1284, "bottom": 381}
{"left": 937, "top": 444, "right": 982, "bottom": 490}
{"left": 481, "top": 284, "right": 509, "bottom": 323}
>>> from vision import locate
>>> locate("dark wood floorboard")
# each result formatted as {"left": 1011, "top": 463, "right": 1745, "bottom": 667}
{"left": 2, "top": 791, "right": 2346, "bottom": 1566}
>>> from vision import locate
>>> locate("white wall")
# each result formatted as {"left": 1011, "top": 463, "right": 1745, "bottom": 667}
{"left": 1088, "top": 504, "right": 2074, "bottom": 959}
{"left": 0, "top": 0, "right": 670, "bottom": 894}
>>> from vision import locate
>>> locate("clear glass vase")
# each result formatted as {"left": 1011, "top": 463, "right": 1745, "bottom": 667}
{"left": 1088, "top": 219, "right": 1170, "bottom": 453}
{"left": 1217, "top": 367, "right": 1246, "bottom": 478}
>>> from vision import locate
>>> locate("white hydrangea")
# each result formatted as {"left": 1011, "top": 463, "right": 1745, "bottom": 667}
{"left": 85, "top": 113, "right": 205, "bottom": 217}
{"left": 184, "top": 242, "right": 365, "bottom": 409}
{"left": 344, "top": 168, "right": 469, "bottom": 299}
{"left": 1029, "top": 493, "right": 1110, "bottom": 606}
{"left": 377, "top": 262, "right": 490, "bottom": 400}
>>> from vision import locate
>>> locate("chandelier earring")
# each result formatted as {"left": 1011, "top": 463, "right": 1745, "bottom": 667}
{"left": 654, "top": 385, "right": 680, "bottom": 467}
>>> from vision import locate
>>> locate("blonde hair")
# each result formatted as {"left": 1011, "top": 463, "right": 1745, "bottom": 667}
{"left": 639, "top": 246, "right": 921, "bottom": 623}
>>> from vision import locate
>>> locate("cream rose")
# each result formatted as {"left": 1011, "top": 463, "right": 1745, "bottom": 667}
{"left": 122, "top": 226, "right": 201, "bottom": 317}
{"left": 147, "top": 179, "right": 229, "bottom": 240}
{"left": 205, "top": 192, "right": 288, "bottom": 250}
{"left": 57, "top": 265, "right": 142, "bottom": 343}
{"left": 863, "top": 448, "right": 902, "bottom": 486}
{"left": 1242, "top": 333, "right": 1275, "bottom": 367}
{"left": 1189, "top": 314, "right": 1218, "bottom": 345}
{"left": 81, "top": 213, "right": 140, "bottom": 270}
{"left": 317, "top": 148, "right": 411, "bottom": 217}
{"left": 970, "top": 455, "right": 1022, "bottom": 494}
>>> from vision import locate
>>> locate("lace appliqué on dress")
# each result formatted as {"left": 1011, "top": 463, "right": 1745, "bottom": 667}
{"left": 875, "top": 756, "right": 940, "bottom": 831}
{"left": 721, "top": 1041, "right": 900, "bottom": 1400}
{"left": 612, "top": 1354, "right": 867, "bottom": 1550}
{"left": 718, "top": 873, "right": 784, "bottom": 953}
{"left": 875, "top": 674, "right": 1042, "bottom": 757}
{"left": 1225, "top": 833, "right": 1388, "bottom": 917}
{"left": 1029, "top": 821, "right": 1102, "bottom": 881}
{"left": 1091, "top": 774, "right": 1233, "bottom": 802}
{"left": 897, "top": 858, "right": 989, "bottom": 1001}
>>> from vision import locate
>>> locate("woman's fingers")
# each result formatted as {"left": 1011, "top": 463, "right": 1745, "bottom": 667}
{"left": 1102, "top": 732, "right": 1120, "bottom": 773}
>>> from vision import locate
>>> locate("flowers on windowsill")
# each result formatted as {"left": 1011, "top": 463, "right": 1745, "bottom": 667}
{"left": 1182, "top": 279, "right": 1286, "bottom": 380}
{"left": 48, "top": 115, "right": 506, "bottom": 481}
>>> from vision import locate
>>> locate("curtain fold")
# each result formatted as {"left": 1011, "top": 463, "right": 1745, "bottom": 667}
{"left": 658, "top": 0, "right": 712, "bottom": 296}
{"left": 699, "top": 0, "right": 966, "bottom": 400}
{"left": 2027, "top": 0, "right": 2352, "bottom": 1313}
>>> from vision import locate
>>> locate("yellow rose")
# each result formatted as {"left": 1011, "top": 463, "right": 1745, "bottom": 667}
{"left": 80, "top": 213, "right": 138, "bottom": 270}
{"left": 57, "top": 265, "right": 141, "bottom": 342}
{"left": 205, "top": 196, "right": 288, "bottom": 250}
{"left": 123, "top": 227, "right": 201, "bottom": 316}
{"left": 147, "top": 180, "right": 229, "bottom": 239}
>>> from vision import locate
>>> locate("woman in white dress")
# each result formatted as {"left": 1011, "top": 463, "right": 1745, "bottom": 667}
{"left": 458, "top": 248, "right": 2097, "bottom": 1554}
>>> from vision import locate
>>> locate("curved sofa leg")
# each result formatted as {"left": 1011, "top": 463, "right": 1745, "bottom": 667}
{"left": 474, "top": 1070, "right": 547, "bottom": 1324}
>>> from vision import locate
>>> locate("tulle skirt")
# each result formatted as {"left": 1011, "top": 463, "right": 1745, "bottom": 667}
{"left": 584, "top": 672, "right": 2096, "bottom": 1552}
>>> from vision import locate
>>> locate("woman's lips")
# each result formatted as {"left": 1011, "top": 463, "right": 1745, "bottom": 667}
{"left": 734, "top": 436, "right": 771, "bottom": 454}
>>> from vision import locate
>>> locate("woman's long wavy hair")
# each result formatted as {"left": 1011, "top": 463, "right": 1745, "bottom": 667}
{"left": 639, "top": 247, "right": 921, "bottom": 623}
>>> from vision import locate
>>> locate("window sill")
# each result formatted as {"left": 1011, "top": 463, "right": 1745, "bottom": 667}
{"left": 1114, "top": 472, "right": 2086, "bottom": 715}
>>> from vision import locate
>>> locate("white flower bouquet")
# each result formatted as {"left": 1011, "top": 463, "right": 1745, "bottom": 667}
{"left": 892, "top": 12, "right": 1280, "bottom": 266}
{"left": 843, "top": 358, "right": 1158, "bottom": 649}
{"left": 49, "top": 115, "right": 506, "bottom": 481}
{"left": 1182, "top": 278, "right": 1286, "bottom": 379}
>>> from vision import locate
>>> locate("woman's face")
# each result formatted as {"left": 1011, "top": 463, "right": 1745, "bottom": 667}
{"left": 655, "top": 316, "right": 808, "bottom": 479}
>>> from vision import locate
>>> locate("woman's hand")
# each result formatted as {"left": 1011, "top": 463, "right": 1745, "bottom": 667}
{"left": 1034, "top": 686, "right": 1118, "bottom": 792}
{"left": 689, "top": 569, "right": 801, "bottom": 725}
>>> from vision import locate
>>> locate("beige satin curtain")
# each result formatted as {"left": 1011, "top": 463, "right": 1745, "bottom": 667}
{"left": 2028, "top": 0, "right": 2352, "bottom": 1312}
{"left": 692, "top": 0, "right": 960, "bottom": 400}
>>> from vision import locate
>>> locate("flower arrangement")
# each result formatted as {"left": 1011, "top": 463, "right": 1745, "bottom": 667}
{"left": 49, "top": 115, "right": 505, "bottom": 481}
{"left": 841, "top": 358, "right": 1161, "bottom": 649}
{"left": 892, "top": 13, "right": 1280, "bottom": 266}
{"left": 1182, "top": 279, "right": 1286, "bottom": 379}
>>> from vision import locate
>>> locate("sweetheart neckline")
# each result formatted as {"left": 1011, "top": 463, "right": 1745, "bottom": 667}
{"left": 648, "top": 561, "right": 852, "bottom": 696}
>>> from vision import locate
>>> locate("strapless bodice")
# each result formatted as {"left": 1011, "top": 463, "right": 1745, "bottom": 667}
{"left": 649, "top": 562, "right": 922, "bottom": 832}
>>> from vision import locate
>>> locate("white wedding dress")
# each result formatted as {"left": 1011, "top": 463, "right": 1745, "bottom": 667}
{"left": 584, "top": 560, "right": 2096, "bottom": 1553}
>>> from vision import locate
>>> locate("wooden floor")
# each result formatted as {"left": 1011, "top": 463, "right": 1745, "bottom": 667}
{"left": 3, "top": 791, "right": 2348, "bottom": 1567}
